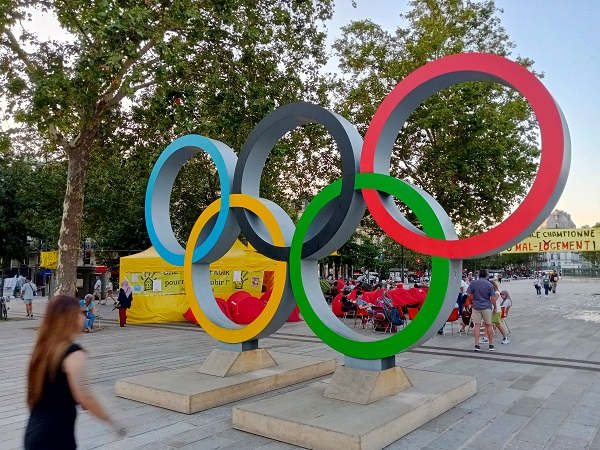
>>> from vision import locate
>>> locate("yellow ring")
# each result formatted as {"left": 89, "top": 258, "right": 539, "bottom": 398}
{"left": 184, "top": 194, "right": 287, "bottom": 343}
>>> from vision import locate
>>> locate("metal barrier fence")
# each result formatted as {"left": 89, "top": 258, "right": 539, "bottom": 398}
{"left": 562, "top": 268, "right": 600, "bottom": 278}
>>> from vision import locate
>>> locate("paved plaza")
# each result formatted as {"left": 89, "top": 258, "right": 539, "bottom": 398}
{"left": 2, "top": 278, "right": 600, "bottom": 449}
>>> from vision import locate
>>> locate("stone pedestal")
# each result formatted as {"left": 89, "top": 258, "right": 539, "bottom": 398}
{"left": 198, "top": 348, "right": 277, "bottom": 377}
{"left": 115, "top": 350, "right": 336, "bottom": 414}
{"left": 323, "top": 365, "right": 412, "bottom": 405}
{"left": 232, "top": 368, "right": 477, "bottom": 450}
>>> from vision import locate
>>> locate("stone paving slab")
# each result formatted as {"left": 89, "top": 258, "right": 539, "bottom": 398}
{"left": 2, "top": 278, "right": 600, "bottom": 449}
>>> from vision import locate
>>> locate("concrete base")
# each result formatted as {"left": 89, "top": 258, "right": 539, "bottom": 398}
{"left": 233, "top": 368, "right": 477, "bottom": 450}
{"left": 198, "top": 348, "right": 277, "bottom": 377}
{"left": 323, "top": 366, "right": 412, "bottom": 405}
{"left": 115, "top": 352, "right": 336, "bottom": 414}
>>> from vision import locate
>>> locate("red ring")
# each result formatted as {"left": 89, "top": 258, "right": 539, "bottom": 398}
{"left": 360, "top": 53, "right": 566, "bottom": 258}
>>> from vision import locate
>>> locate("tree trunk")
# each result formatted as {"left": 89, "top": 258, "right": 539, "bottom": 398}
{"left": 54, "top": 136, "right": 94, "bottom": 296}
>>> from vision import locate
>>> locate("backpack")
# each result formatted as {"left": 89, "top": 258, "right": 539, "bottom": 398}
{"left": 390, "top": 307, "right": 403, "bottom": 326}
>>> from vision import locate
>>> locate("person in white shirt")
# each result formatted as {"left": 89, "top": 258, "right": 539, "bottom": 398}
{"left": 458, "top": 276, "right": 469, "bottom": 315}
{"left": 93, "top": 276, "right": 102, "bottom": 302}
{"left": 533, "top": 276, "right": 542, "bottom": 297}
{"left": 491, "top": 282, "right": 510, "bottom": 344}
{"left": 102, "top": 280, "right": 116, "bottom": 306}
{"left": 21, "top": 276, "right": 37, "bottom": 318}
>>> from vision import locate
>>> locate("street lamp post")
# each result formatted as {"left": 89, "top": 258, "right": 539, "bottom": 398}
{"left": 401, "top": 245, "right": 404, "bottom": 285}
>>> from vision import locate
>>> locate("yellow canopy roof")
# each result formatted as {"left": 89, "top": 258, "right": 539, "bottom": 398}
{"left": 120, "top": 240, "right": 277, "bottom": 273}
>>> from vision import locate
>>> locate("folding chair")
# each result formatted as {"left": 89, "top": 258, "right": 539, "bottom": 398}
{"left": 354, "top": 309, "right": 373, "bottom": 329}
{"left": 342, "top": 310, "right": 356, "bottom": 324}
{"left": 442, "top": 307, "right": 460, "bottom": 336}
{"left": 395, "top": 307, "right": 407, "bottom": 329}
{"left": 93, "top": 308, "right": 103, "bottom": 330}
{"left": 372, "top": 306, "right": 393, "bottom": 333}
{"left": 407, "top": 307, "right": 419, "bottom": 323}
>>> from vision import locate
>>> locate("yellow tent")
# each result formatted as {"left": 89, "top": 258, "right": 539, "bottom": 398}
{"left": 119, "top": 240, "right": 277, "bottom": 324}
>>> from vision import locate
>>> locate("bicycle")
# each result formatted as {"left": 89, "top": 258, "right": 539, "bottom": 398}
{"left": 0, "top": 296, "right": 9, "bottom": 320}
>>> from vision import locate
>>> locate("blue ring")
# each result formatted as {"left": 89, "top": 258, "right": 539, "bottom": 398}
{"left": 145, "top": 134, "right": 236, "bottom": 266}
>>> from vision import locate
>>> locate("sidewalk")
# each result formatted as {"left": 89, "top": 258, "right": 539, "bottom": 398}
{"left": 2, "top": 278, "right": 600, "bottom": 449}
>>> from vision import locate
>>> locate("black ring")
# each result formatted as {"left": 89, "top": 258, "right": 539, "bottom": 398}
{"left": 233, "top": 102, "right": 364, "bottom": 261}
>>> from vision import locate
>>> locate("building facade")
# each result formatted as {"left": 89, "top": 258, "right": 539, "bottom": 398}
{"left": 539, "top": 209, "right": 588, "bottom": 271}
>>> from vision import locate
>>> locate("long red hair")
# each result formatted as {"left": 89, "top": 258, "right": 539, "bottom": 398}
{"left": 27, "top": 295, "right": 81, "bottom": 409}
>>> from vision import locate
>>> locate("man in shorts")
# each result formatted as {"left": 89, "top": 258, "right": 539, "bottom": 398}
{"left": 466, "top": 269, "right": 498, "bottom": 351}
{"left": 20, "top": 276, "right": 36, "bottom": 318}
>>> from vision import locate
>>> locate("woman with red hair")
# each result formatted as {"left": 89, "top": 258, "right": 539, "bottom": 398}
{"left": 24, "top": 295, "right": 124, "bottom": 449}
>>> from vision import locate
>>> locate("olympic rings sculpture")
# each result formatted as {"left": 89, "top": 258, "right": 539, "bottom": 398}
{"left": 146, "top": 53, "right": 570, "bottom": 360}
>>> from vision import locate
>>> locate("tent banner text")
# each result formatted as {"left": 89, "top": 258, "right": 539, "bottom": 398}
{"left": 124, "top": 270, "right": 264, "bottom": 296}
{"left": 502, "top": 227, "right": 600, "bottom": 254}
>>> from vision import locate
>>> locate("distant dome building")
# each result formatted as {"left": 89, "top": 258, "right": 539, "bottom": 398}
{"left": 540, "top": 209, "right": 586, "bottom": 271}
{"left": 542, "top": 209, "right": 576, "bottom": 229}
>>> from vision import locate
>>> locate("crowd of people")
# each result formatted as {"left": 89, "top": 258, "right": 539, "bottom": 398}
{"left": 533, "top": 271, "right": 559, "bottom": 297}
{"left": 460, "top": 269, "right": 512, "bottom": 351}
{"left": 328, "top": 269, "right": 516, "bottom": 351}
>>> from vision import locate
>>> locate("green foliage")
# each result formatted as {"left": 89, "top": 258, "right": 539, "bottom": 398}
{"left": 0, "top": 155, "right": 29, "bottom": 269}
{"left": 17, "top": 160, "right": 67, "bottom": 243}
{"left": 336, "top": 232, "right": 381, "bottom": 271}
{"left": 378, "top": 235, "right": 431, "bottom": 275}
{"left": 82, "top": 131, "right": 151, "bottom": 263}
{"left": 463, "top": 251, "right": 539, "bottom": 273}
{"left": 0, "top": 0, "right": 335, "bottom": 287}
{"left": 332, "top": 0, "right": 540, "bottom": 237}
{"left": 579, "top": 223, "right": 600, "bottom": 267}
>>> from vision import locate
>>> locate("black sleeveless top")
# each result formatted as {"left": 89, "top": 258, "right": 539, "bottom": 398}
{"left": 25, "top": 343, "right": 82, "bottom": 450}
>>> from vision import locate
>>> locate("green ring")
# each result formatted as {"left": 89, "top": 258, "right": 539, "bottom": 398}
{"left": 290, "top": 172, "right": 452, "bottom": 359}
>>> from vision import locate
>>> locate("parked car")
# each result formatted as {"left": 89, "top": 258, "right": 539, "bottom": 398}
{"left": 356, "top": 273, "right": 379, "bottom": 284}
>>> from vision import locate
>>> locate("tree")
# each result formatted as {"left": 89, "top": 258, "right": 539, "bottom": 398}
{"left": 579, "top": 223, "right": 600, "bottom": 267}
{"left": 337, "top": 232, "right": 381, "bottom": 272}
{"left": 379, "top": 235, "right": 431, "bottom": 275}
{"left": 463, "top": 251, "right": 539, "bottom": 274}
{"left": 0, "top": 1, "right": 334, "bottom": 294}
{"left": 332, "top": 0, "right": 540, "bottom": 238}
{"left": 0, "top": 150, "right": 29, "bottom": 287}
{"left": 17, "top": 160, "right": 67, "bottom": 247}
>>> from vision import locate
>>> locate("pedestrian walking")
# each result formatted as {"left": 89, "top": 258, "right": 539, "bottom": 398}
{"left": 13, "top": 274, "right": 24, "bottom": 298}
{"left": 21, "top": 276, "right": 37, "bottom": 318}
{"left": 103, "top": 279, "right": 116, "bottom": 305}
{"left": 24, "top": 295, "right": 125, "bottom": 449}
{"left": 533, "top": 276, "right": 542, "bottom": 297}
{"left": 550, "top": 272, "right": 559, "bottom": 293}
{"left": 117, "top": 279, "right": 133, "bottom": 327}
{"left": 93, "top": 275, "right": 102, "bottom": 302}
{"left": 542, "top": 273, "right": 550, "bottom": 297}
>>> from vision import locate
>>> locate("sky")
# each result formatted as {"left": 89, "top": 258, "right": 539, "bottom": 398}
{"left": 326, "top": 0, "right": 600, "bottom": 227}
